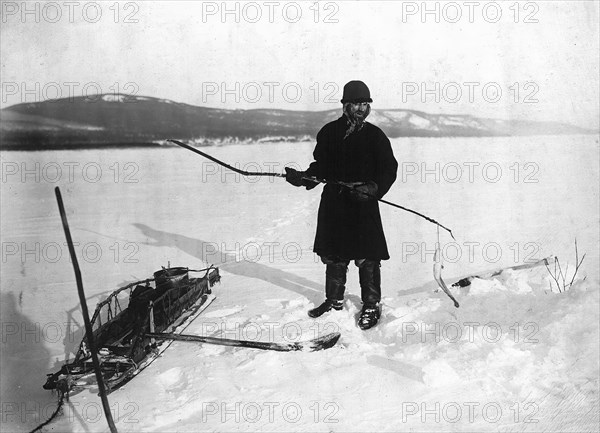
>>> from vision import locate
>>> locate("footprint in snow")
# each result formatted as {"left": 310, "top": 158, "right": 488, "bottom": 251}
{"left": 265, "top": 298, "right": 307, "bottom": 310}
{"left": 157, "top": 367, "right": 189, "bottom": 393}
{"left": 202, "top": 306, "right": 244, "bottom": 318}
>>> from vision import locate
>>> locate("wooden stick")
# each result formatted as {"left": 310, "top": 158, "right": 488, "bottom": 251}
{"left": 55, "top": 187, "right": 118, "bottom": 433}
{"left": 169, "top": 138, "right": 455, "bottom": 239}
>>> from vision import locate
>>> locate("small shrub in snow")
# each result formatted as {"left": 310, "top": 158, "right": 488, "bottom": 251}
{"left": 545, "top": 239, "right": 586, "bottom": 293}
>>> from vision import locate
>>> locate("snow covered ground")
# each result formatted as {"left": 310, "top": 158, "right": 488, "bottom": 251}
{"left": 1, "top": 135, "right": 598, "bottom": 432}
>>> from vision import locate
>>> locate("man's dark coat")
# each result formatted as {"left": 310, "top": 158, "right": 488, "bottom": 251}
{"left": 305, "top": 116, "right": 398, "bottom": 260}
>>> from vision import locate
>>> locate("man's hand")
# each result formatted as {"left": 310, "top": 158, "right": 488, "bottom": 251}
{"left": 348, "top": 181, "right": 378, "bottom": 201}
{"left": 285, "top": 167, "right": 305, "bottom": 187}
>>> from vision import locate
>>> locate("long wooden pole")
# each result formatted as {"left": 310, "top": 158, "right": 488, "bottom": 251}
{"left": 54, "top": 187, "right": 118, "bottom": 433}
{"left": 168, "top": 139, "right": 455, "bottom": 239}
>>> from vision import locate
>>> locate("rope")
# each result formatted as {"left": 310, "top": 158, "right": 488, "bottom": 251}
{"left": 29, "top": 391, "right": 65, "bottom": 433}
{"left": 186, "top": 266, "right": 216, "bottom": 277}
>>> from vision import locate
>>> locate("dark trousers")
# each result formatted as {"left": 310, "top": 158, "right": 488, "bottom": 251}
{"left": 321, "top": 256, "right": 381, "bottom": 305}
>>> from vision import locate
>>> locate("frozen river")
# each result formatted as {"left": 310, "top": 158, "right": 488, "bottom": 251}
{"left": 1, "top": 134, "right": 598, "bottom": 432}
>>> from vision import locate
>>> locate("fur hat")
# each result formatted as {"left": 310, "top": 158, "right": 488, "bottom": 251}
{"left": 341, "top": 80, "right": 372, "bottom": 103}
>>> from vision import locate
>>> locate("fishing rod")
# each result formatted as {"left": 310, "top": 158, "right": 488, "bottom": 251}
{"left": 168, "top": 139, "right": 455, "bottom": 240}
{"left": 169, "top": 139, "right": 284, "bottom": 177}
{"left": 314, "top": 177, "right": 456, "bottom": 240}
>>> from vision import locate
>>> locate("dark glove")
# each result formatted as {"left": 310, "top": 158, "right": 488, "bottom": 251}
{"left": 285, "top": 167, "right": 305, "bottom": 187}
{"left": 348, "top": 181, "right": 378, "bottom": 202}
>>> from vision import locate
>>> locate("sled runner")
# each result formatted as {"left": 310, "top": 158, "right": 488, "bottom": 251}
{"left": 43, "top": 265, "right": 221, "bottom": 395}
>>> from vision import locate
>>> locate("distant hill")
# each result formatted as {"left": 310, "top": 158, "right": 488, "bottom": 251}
{"left": 0, "top": 94, "right": 593, "bottom": 150}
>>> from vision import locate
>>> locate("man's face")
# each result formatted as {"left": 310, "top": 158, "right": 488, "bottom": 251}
{"left": 348, "top": 102, "right": 369, "bottom": 120}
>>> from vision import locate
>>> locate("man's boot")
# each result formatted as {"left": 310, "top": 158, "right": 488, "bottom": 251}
{"left": 308, "top": 261, "right": 348, "bottom": 318}
{"left": 357, "top": 260, "right": 381, "bottom": 329}
{"left": 308, "top": 299, "right": 344, "bottom": 318}
{"left": 358, "top": 304, "right": 381, "bottom": 330}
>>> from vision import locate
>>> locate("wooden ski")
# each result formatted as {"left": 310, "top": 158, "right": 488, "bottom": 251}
{"left": 146, "top": 331, "right": 341, "bottom": 352}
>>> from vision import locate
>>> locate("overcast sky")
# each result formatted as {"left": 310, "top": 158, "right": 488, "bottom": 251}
{"left": 2, "top": 1, "right": 598, "bottom": 129}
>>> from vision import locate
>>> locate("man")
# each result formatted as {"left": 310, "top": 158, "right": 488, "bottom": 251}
{"left": 285, "top": 80, "right": 398, "bottom": 330}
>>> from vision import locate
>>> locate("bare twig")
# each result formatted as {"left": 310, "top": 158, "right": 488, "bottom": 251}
{"left": 546, "top": 259, "right": 563, "bottom": 293}
{"left": 545, "top": 238, "right": 586, "bottom": 292}
{"left": 560, "top": 260, "right": 567, "bottom": 290}
{"left": 567, "top": 239, "right": 586, "bottom": 289}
